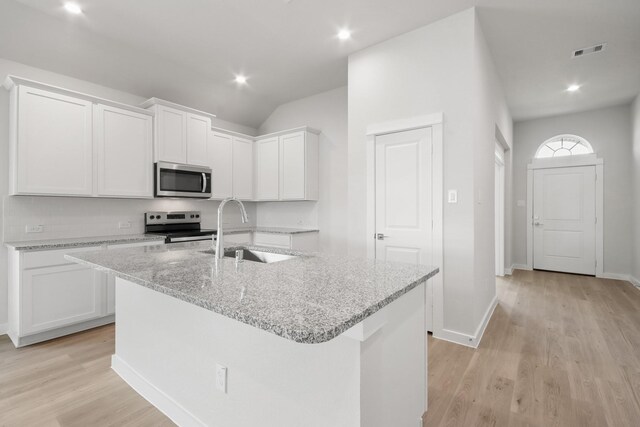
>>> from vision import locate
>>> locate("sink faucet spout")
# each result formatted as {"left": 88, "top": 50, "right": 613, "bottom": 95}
{"left": 214, "top": 197, "right": 249, "bottom": 259}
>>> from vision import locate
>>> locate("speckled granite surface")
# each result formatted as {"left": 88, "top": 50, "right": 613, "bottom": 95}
{"left": 66, "top": 241, "right": 438, "bottom": 344}
{"left": 4, "top": 234, "right": 166, "bottom": 251}
{"left": 224, "top": 226, "right": 319, "bottom": 235}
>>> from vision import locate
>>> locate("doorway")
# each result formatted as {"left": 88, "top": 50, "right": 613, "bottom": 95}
{"left": 495, "top": 143, "right": 505, "bottom": 277}
{"left": 373, "top": 127, "right": 432, "bottom": 265}
{"left": 533, "top": 165, "right": 596, "bottom": 275}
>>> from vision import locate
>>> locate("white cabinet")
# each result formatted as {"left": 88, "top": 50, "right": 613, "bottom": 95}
{"left": 11, "top": 85, "right": 94, "bottom": 196}
{"left": 155, "top": 104, "right": 187, "bottom": 163}
{"left": 253, "top": 130, "right": 319, "bottom": 201}
{"left": 253, "top": 231, "right": 319, "bottom": 251}
{"left": 143, "top": 98, "right": 213, "bottom": 165}
{"left": 22, "top": 264, "right": 105, "bottom": 335}
{"left": 209, "top": 131, "right": 234, "bottom": 199}
{"left": 255, "top": 137, "right": 280, "bottom": 200}
{"left": 186, "top": 113, "right": 210, "bottom": 166}
{"left": 233, "top": 136, "right": 254, "bottom": 200}
{"left": 94, "top": 104, "right": 153, "bottom": 198}
{"left": 4, "top": 77, "right": 156, "bottom": 199}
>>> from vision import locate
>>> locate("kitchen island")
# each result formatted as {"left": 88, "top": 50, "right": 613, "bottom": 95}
{"left": 66, "top": 242, "right": 438, "bottom": 427}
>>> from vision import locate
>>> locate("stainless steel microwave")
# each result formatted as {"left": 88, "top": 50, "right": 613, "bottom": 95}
{"left": 155, "top": 162, "right": 212, "bottom": 198}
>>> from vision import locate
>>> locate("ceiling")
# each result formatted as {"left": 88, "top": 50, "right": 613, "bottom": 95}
{"left": 1, "top": 0, "right": 639, "bottom": 128}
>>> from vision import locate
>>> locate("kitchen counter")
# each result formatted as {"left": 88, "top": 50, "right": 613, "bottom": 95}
{"left": 4, "top": 234, "right": 166, "bottom": 251}
{"left": 224, "top": 226, "right": 319, "bottom": 235}
{"left": 66, "top": 241, "right": 437, "bottom": 344}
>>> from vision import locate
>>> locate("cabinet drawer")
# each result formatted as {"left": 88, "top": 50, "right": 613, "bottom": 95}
{"left": 225, "top": 232, "right": 252, "bottom": 245}
{"left": 23, "top": 246, "right": 103, "bottom": 269}
{"left": 253, "top": 232, "right": 291, "bottom": 248}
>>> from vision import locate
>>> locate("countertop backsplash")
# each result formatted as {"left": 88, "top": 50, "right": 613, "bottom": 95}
{"left": 2, "top": 196, "right": 257, "bottom": 242}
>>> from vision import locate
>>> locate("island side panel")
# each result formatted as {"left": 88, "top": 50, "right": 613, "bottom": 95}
{"left": 112, "top": 277, "right": 362, "bottom": 427}
{"left": 359, "top": 282, "right": 427, "bottom": 427}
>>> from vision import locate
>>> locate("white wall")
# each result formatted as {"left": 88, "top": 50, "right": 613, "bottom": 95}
{"left": 0, "top": 58, "right": 257, "bottom": 329}
{"left": 512, "top": 104, "right": 633, "bottom": 276}
{"left": 258, "top": 87, "right": 348, "bottom": 254}
{"left": 632, "top": 95, "right": 640, "bottom": 284}
{"left": 472, "top": 16, "right": 514, "bottom": 327}
{"left": 347, "top": 8, "right": 512, "bottom": 340}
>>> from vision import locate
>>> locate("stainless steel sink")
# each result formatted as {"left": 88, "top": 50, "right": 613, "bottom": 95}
{"left": 224, "top": 249, "right": 297, "bottom": 264}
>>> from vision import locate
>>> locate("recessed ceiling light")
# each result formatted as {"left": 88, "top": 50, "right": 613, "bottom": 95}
{"left": 337, "top": 29, "right": 352, "bottom": 40}
{"left": 235, "top": 75, "right": 247, "bottom": 85}
{"left": 63, "top": 2, "right": 83, "bottom": 14}
{"left": 567, "top": 84, "right": 581, "bottom": 92}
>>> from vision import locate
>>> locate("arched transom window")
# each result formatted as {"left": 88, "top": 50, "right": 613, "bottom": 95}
{"left": 535, "top": 134, "right": 594, "bottom": 159}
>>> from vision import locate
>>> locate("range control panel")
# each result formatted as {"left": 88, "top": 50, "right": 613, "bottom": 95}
{"left": 145, "top": 211, "right": 201, "bottom": 225}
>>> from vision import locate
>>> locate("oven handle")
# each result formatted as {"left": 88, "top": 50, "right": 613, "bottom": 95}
{"left": 202, "top": 173, "right": 207, "bottom": 193}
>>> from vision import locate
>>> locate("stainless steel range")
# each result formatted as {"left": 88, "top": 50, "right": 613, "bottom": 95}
{"left": 145, "top": 211, "right": 216, "bottom": 244}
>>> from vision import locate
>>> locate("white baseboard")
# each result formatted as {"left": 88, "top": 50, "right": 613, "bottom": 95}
{"left": 511, "top": 264, "right": 531, "bottom": 271}
{"left": 600, "top": 273, "right": 640, "bottom": 289}
{"left": 0, "top": 323, "right": 8, "bottom": 336}
{"left": 504, "top": 266, "right": 513, "bottom": 275}
{"left": 433, "top": 295, "right": 498, "bottom": 349}
{"left": 112, "top": 355, "right": 207, "bottom": 427}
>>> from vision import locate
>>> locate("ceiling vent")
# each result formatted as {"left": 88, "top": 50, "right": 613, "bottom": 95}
{"left": 572, "top": 43, "right": 607, "bottom": 58}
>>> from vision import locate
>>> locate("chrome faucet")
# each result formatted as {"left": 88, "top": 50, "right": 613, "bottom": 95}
{"left": 214, "top": 197, "right": 249, "bottom": 259}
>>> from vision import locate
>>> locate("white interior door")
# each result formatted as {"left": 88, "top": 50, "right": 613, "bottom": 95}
{"left": 375, "top": 127, "right": 432, "bottom": 265}
{"left": 533, "top": 166, "right": 596, "bottom": 275}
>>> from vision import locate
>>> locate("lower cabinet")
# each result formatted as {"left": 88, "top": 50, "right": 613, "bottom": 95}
{"left": 7, "top": 240, "right": 164, "bottom": 348}
{"left": 253, "top": 232, "right": 319, "bottom": 251}
{"left": 21, "top": 264, "right": 105, "bottom": 335}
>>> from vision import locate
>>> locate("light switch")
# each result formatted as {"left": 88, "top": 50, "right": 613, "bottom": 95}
{"left": 447, "top": 190, "right": 458, "bottom": 204}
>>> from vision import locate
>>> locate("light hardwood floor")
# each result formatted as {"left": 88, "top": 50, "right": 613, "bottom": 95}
{"left": 1, "top": 270, "right": 639, "bottom": 426}
{"left": 425, "top": 270, "right": 640, "bottom": 427}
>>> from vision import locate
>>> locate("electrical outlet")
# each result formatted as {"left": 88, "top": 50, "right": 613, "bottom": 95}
{"left": 118, "top": 221, "right": 132, "bottom": 229}
{"left": 216, "top": 364, "right": 227, "bottom": 393}
{"left": 25, "top": 225, "right": 44, "bottom": 233}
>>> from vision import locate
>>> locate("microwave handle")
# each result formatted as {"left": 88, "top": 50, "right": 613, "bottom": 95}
{"left": 202, "top": 173, "right": 207, "bottom": 193}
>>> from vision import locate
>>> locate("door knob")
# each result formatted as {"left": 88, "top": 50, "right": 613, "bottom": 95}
{"left": 376, "top": 233, "right": 386, "bottom": 240}
{"left": 534, "top": 222, "right": 543, "bottom": 226}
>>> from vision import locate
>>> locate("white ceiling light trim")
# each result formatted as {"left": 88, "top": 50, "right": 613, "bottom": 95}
{"left": 63, "top": 2, "right": 82, "bottom": 15}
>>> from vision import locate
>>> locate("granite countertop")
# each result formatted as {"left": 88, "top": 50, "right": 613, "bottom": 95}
{"left": 66, "top": 241, "right": 438, "bottom": 344}
{"left": 224, "top": 226, "right": 319, "bottom": 235}
{"left": 4, "top": 234, "right": 166, "bottom": 251}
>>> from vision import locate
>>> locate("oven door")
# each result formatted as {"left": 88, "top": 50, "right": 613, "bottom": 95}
{"left": 155, "top": 162, "right": 212, "bottom": 198}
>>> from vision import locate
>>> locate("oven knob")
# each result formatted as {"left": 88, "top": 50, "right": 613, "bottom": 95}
{"left": 190, "top": 214, "right": 195, "bottom": 218}
{"left": 196, "top": 214, "right": 200, "bottom": 218}
{"left": 150, "top": 215, "right": 155, "bottom": 220}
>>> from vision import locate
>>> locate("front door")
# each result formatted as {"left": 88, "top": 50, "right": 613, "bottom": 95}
{"left": 375, "top": 127, "right": 432, "bottom": 266}
{"left": 533, "top": 166, "right": 596, "bottom": 275}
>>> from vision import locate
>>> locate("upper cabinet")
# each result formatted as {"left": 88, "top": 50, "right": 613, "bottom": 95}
{"left": 208, "top": 130, "right": 233, "bottom": 199}
{"left": 255, "top": 129, "right": 319, "bottom": 201}
{"left": 94, "top": 104, "right": 153, "bottom": 198}
{"left": 3, "top": 77, "right": 154, "bottom": 198}
{"left": 141, "top": 98, "right": 213, "bottom": 166}
{"left": 12, "top": 85, "right": 94, "bottom": 196}
{"left": 232, "top": 136, "right": 254, "bottom": 200}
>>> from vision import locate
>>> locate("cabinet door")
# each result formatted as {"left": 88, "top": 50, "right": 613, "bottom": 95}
{"left": 232, "top": 136, "right": 254, "bottom": 200}
{"left": 280, "top": 131, "right": 306, "bottom": 200}
{"left": 255, "top": 137, "right": 280, "bottom": 200}
{"left": 186, "top": 113, "right": 210, "bottom": 166}
{"left": 156, "top": 105, "right": 187, "bottom": 163}
{"left": 209, "top": 131, "right": 233, "bottom": 199}
{"left": 22, "top": 264, "right": 105, "bottom": 335}
{"left": 95, "top": 104, "right": 153, "bottom": 198}
{"left": 16, "top": 86, "right": 93, "bottom": 196}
